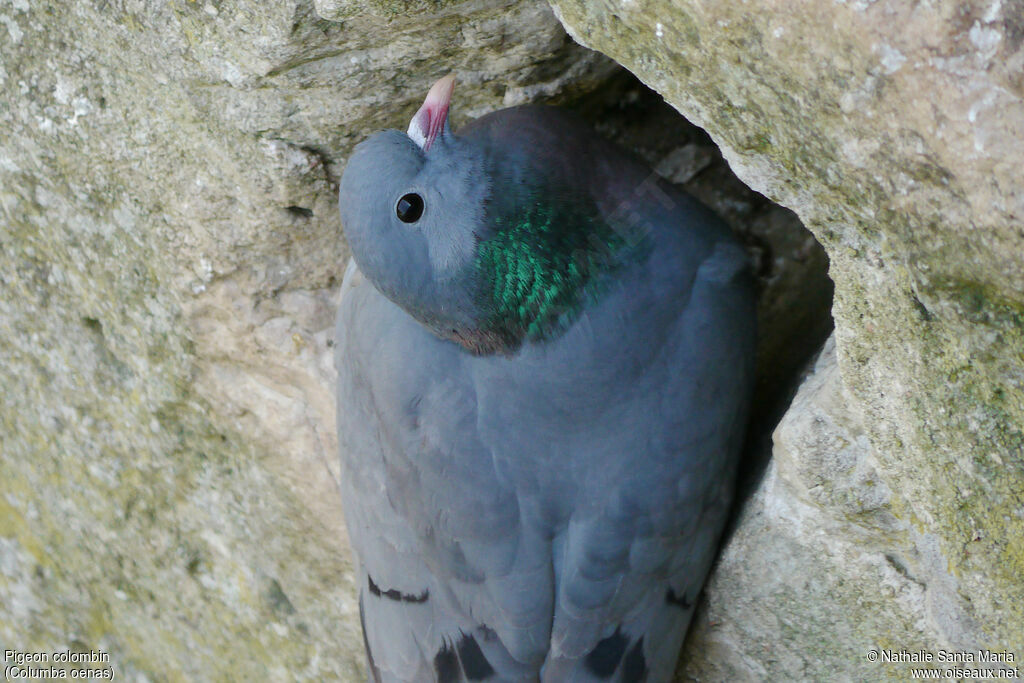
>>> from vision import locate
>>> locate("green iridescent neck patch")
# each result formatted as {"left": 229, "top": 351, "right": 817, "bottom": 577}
{"left": 474, "top": 197, "right": 643, "bottom": 348}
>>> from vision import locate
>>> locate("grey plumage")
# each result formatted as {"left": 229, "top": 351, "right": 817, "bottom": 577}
{"left": 335, "top": 75, "right": 756, "bottom": 682}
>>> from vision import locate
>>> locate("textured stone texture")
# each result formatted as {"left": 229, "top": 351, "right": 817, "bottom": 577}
{"left": 548, "top": 0, "right": 1024, "bottom": 675}
{"left": 682, "top": 338, "right": 991, "bottom": 681}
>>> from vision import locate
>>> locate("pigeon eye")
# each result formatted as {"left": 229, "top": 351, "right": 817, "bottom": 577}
{"left": 396, "top": 193, "right": 424, "bottom": 223}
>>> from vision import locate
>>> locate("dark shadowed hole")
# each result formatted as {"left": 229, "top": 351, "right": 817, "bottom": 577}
{"left": 82, "top": 317, "right": 103, "bottom": 335}
{"left": 266, "top": 577, "right": 297, "bottom": 615}
{"left": 286, "top": 205, "right": 314, "bottom": 218}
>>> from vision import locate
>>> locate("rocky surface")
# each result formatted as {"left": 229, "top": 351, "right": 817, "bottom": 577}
{"left": 2, "top": 0, "right": 831, "bottom": 679}
{"left": 548, "top": 0, "right": 1024, "bottom": 677}
{"left": 682, "top": 337, "right": 990, "bottom": 681}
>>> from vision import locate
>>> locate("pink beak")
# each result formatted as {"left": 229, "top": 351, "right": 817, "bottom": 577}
{"left": 407, "top": 74, "right": 456, "bottom": 153}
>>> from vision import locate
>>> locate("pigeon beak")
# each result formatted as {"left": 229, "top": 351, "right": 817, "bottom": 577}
{"left": 407, "top": 73, "right": 456, "bottom": 153}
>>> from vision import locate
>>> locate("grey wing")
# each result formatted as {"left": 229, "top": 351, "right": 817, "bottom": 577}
{"left": 465, "top": 240, "right": 755, "bottom": 683}
{"left": 551, "top": 241, "right": 756, "bottom": 682}
{"left": 335, "top": 260, "right": 555, "bottom": 682}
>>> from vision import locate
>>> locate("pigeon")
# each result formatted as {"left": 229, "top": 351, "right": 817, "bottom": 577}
{"left": 335, "top": 74, "right": 756, "bottom": 682}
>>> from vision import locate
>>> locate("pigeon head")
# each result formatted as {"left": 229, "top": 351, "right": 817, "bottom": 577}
{"left": 339, "top": 75, "right": 637, "bottom": 355}
{"left": 340, "top": 74, "right": 502, "bottom": 352}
